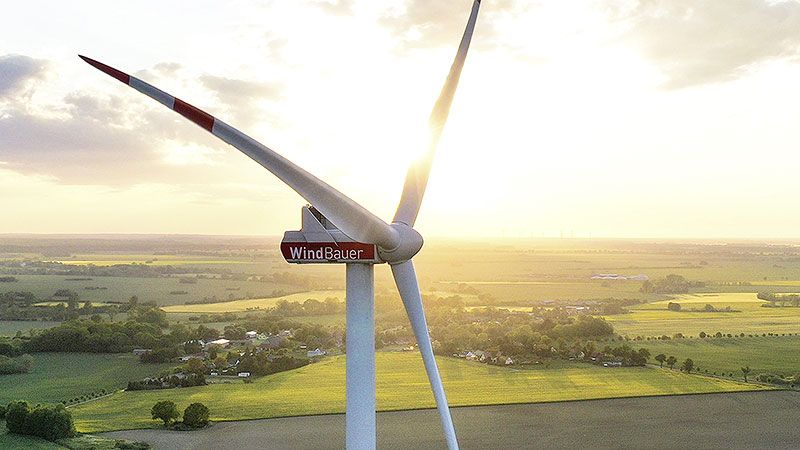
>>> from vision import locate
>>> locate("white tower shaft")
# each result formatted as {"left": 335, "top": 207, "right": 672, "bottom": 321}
{"left": 345, "top": 263, "right": 376, "bottom": 449}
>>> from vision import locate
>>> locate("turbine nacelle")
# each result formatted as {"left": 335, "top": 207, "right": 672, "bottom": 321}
{"left": 280, "top": 206, "right": 422, "bottom": 265}
{"left": 379, "top": 222, "right": 424, "bottom": 264}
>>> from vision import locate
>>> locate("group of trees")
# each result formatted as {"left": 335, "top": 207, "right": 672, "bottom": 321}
{"left": 0, "top": 354, "right": 34, "bottom": 374}
{"left": 151, "top": 400, "right": 209, "bottom": 429}
{"left": 757, "top": 292, "right": 800, "bottom": 307}
{"left": 600, "top": 345, "right": 650, "bottom": 366}
{"left": 653, "top": 353, "right": 694, "bottom": 372}
{"left": 426, "top": 306, "right": 615, "bottom": 361}
{"left": 127, "top": 373, "right": 206, "bottom": 391}
{"left": 0, "top": 307, "right": 219, "bottom": 364}
{"left": 640, "top": 274, "right": 704, "bottom": 294}
{"left": 2, "top": 401, "right": 75, "bottom": 441}
{"left": 0, "top": 289, "right": 141, "bottom": 321}
{"left": 235, "top": 349, "right": 309, "bottom": 376}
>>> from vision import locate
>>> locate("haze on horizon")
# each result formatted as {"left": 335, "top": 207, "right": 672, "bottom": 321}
{"left": 2, "top": 0, "right": 800, "bottom": 240}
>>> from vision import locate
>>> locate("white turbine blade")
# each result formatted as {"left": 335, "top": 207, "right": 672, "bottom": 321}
{"left": 391, "top": 260, "right": 459, "bottom": 450}
{"left": 393, "top": 0, "right": 481, "bottom": 226}
{"left": 79, "top": 55, "right": 400, "bottom": 250}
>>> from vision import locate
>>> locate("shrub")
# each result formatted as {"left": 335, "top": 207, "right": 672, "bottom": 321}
{"left": 182, "top": 402, "right": 210, "bottom": 428}
{"left": 3, "top": 401, "right": 74, "bottom": 441}
{"left": 5, "top": 400, "right": 30, "bottom": 434}
{"left": 0, "top": 404, "right": 6, "bottom": 419}
{"left": 0, "top": 354, "right": 34, "bottom": 374}
{"left": 27, "top": 404, "right": 75, "bottom": 441}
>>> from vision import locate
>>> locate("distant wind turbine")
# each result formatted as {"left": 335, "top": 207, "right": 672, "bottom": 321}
{"left": 80, "top": 1, "right": 481, "bottom": 448}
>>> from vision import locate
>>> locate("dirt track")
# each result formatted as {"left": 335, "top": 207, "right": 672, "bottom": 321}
{"left": 103, "top": 390, "right": 800, "bottom": 449}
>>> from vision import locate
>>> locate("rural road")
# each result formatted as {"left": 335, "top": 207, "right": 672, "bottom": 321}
{"left": 103, "top": 390, "right": 800, "bottom": 449}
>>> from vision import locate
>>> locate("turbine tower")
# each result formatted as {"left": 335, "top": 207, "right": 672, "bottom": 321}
{"left": 81, "top": 1, "right": 480, "bottom": 448}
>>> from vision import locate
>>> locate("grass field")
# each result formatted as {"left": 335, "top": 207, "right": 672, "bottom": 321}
{"left": 0, "top": 321, "right": 61, "bottom": 337}
{"left": 71, "top": 351, "right": 765, "bottom": 432}
{"left": 0, "top": 422, "right": 65, "bottom": 450}
{"left": 605, "top": 293, "right": 800, "bottom": 337}
{"left": 0, "top": 353, "right": 177, "bottom": 405}
{"left": 162, "top": 290, "right": 345, "bottom": 313}
{"left": 3, "top": 274, "right": 302, "bottom": 306}
{"left": 641, "top": 335, "right": 800, "bottom": 379}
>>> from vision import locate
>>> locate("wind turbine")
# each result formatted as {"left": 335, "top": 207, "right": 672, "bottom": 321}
{"left": 80, "top": 1, "right": 480, "bottom": 448}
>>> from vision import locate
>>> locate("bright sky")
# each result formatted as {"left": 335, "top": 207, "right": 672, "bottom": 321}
{"left": 3, "top": 0, "right": 800, "bottom": 239}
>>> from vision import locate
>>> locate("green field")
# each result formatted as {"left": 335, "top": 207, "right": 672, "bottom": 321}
{"left": 0, "top": 422, "right": 65, "bottom": 450}
{"left": 71, "top": 352, "right": 764, "bottom": 432}
{"left": 0, "top": 353, "right": 177, "bottom": 405}
{"left": 163, "top": 290, "right": 345, "bottom": 313}
{"left": 3, "top": 274, "right": 302, "bottom": 306}
{"left": 0, "top": 321, "right": 62, "bottom": 337}
{"left": 605, "top": 293, "right": 800, "bottom": 337}
{"left": 641, "top": 335, "right": 800, "bottom": 379}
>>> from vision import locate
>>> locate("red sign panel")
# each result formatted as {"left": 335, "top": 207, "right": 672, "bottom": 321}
{"left": 281, "top": 242, "right": 378, "bottom": 264}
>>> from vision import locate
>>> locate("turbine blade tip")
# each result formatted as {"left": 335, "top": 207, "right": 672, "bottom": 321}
{"left": 79, "top": 55, "right": 130, "bottom": 84}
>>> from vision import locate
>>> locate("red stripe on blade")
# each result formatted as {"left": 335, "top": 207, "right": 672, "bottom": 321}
{"left": 173, "top": 98, "right": 215, "bottom": 132}
{"left": 79, "top": 55, "right": 130, "bottom": 84}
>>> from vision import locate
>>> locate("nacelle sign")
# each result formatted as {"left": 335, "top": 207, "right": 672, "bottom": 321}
{"left": 281, "top": 242, "right": 379, "bottom": 264}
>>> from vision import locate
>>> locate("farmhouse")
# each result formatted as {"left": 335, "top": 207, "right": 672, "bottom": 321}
{"left": 307, "top": 348, "right": 326, "bottom": 358}
{"left": 207, "top": 338, "right": 231, "bottom": 348}
{"left": 260, "top": 335, "right": 286, "bottom": 350}
{"left": 132, "top": 348, "right": 152, "bottom": 356}
{"left": 245, "top": 331, "right": 258, "bottom": 339}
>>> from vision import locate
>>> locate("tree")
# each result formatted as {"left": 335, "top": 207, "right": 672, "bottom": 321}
{"left": 681, "top": 358, "right": 694, "bottom": 373}
{"left": 185, "top": 358, "right": 206, "bottom": 375}
{"left": 667, "top": 302, "right": 681, "bottom": 312}
{"left": 151, "top": 400, "right": 180, "bottom": 426}
{"left": 655, "top": 354, "right": 666, "bottom": 367}
{"left": 742, "top": 366, "right": 751, "bottom": 382}
{"left": 183, "top": 402, "right": 210, "bottom": 428}
{"left": 666, "top": 356, "right": 677, "bottom": 369}
{"left": 184, "top": 340, "right": 202, "bottom": 355}
{"left": 213, "top": 356, "right": 228, "bottom": 369}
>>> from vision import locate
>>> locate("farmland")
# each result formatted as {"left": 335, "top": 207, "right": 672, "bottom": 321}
{"left": 0, "top": 353, "right": 177, "bottom": 405}
{"left": 605, "top": 293, "right": 800, "bottom": 337}
{"left": 71, "top": 351, "right": 763, "bottom": 432}
{"left": 3, "top": 274, "right": 303, "bottom": 307}
{"left": 641, "top": 335, "right": 800, "bottom": 379}
{"left": 162, "top": 290, "right": 345, "bottom": 313}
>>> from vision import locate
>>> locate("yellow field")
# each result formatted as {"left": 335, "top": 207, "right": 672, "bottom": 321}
{"left": 605, "top": 293, "right": 800, "bottom": 337}
{"left": 162, "top": 290, "right": 345, "bottom": 313}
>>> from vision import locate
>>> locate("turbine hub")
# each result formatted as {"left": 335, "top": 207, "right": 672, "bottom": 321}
{"left": 378, "top": 223, "right": 424, "bottom": 264}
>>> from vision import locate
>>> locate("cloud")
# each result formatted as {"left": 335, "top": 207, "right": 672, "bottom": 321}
{"left": 380, "top": 0, "right": 517, "bottom": 52}
{"left": 0, "top": 54, "right": 48, "bottom": 99}
{"left": 0, "top": 55, "right": 290, "bottom": 186}
{"left": 199, "top": 74, "right": 283, "bottom": 126}
{"left": 311, "top": 0, "right": 355, "bottom": 16}
{"left": 621, "top": 0, "right": 800, "bottom": 88}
